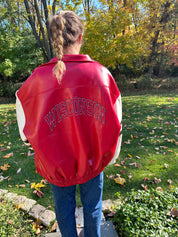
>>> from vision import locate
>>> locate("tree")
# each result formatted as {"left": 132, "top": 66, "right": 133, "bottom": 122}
{"left": 145, "top": 0, "right": 176, "bottom": 80}
{"left": 24, "top": 0, "right": 54, "bottom": 61}
{"left": 0, "top": 1, "right": 43, "bottom": 81}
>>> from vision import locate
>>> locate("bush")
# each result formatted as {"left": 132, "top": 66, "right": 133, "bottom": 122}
{"left": 0, "top": 82, "right": 17, "bottom": 98}
{"left": 113, "top": 188, "right": 178, "bottom": 237}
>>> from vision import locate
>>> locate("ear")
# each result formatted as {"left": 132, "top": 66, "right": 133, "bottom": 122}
{"left": 78, "top": 34, "right": 83, "bottom": 44}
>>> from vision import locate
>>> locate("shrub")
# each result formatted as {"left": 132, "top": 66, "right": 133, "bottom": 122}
{"left": 113, "top": 188, "right": 178, "bottom": 237}
{"left": 0, "top": 82, "right": 17, "bottom": 98}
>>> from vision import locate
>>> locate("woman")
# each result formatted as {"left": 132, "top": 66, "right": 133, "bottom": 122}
{"left": 16, "top": 10, "right": 122, "bottom": 237}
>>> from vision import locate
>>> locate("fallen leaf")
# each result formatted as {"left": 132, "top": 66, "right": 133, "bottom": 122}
{"left": 35, "top": 182, "right": 46, "bottom": 190}
{"left": 141, "top": 184, "right": 148, "bottom": 191}
{"left": 168, "top": 208, "right": 178, "bottom": 217}
{"left": 129, "top": 162, "right": 139, "bottom": 168}
{"left": 0, "top": 175, "right": 9, "bottom": 182}
{"left": 15, "top": 203, "right": 23, "bottom": 209}
{"left": 114, "top": 164, "right": 121, "bottom": 167}
{"left": 114, "top": 176, "right": 126, "bottom": 186}
{"left": 106, "top": 211, "right": 115, "bottom": 217}
{"left": 1, "top": 149, "right": 7, "bottom": 152}
{"left": 156, "top": 187, "right": 163, "bottom": 192}
{"left": 120, "top": 170, "right": 126, "bottom": 174}
{"left": 19, "top": 184, "right": 25, "bottom": 188}
{"left": 7, "top": 220, "right": 13, "bottom": 225}
{"left": 154, "top": 177, "right": 161, "bottom": 184}
{"left": 0, "top": 163, "right": 10, "bottom": 171}
{"left": 3, "top": 152, "right": 13, "bottom": 158}
{"left": 16, "top": 168, "right": 21, "bottom": 174}
{"left": 128, "top": 173, "right": 132, "bottom": 179}
{"left": 167, "top": 179, "right": 172, "bottom": 184}
{"left": 31, "top": 182, "right": 36, "bottom": 189}
{"left": 36, "top": 190, "right": 44, "bottom": 198}
{"left": 51, "top": 221, "right": 58, "bottom": 232}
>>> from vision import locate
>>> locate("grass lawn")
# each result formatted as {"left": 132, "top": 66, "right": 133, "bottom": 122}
{"left": 0, "top": 91, "right": 177, "bottom": 211}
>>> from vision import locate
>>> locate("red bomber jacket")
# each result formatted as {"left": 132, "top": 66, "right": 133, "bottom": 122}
{"left": 16, "top": 54, "right": 121, "bottom": 187}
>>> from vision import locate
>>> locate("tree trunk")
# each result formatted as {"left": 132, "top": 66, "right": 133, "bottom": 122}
{"left": 52, "top": 0, "right": 57, "bottom": 15}
{"left": 147, "top": 1, "right": 171, "bottom": 81}
{"left": 158, "top": 41, "right": 164, "bottom": 77}
{"left": 42, "top": 0, "right": 54, "bottom": 59}
{"left": 148, "top": 30, "right": 160, "bottom": 81}
{"left": 34, "top": 0, "right": 51, "bottom": 61}
{"left": 24, "top": 0, "right": 48, "bottom": 61}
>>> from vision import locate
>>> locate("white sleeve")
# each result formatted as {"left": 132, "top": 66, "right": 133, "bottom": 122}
{"left": 15, "top": 91, "right": 27, "bottom": 141}
{"left": 109, "top": 94, "right": 122, "bottom": 165}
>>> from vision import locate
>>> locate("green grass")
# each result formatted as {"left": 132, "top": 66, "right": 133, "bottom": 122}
{"left": 0, "top": 92, "right": 177, "bottom": 211}
{"left": 0, "top": 199, "right": 50, "bottom": 236}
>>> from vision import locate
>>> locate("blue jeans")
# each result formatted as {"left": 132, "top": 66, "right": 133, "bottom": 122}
{"left": 50, "top": 172, "right": 103, "bottom": 237}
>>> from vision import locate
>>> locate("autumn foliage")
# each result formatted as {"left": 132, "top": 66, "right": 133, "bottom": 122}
{"left": 0, "top": 0, "right": 177, "bottom": 84}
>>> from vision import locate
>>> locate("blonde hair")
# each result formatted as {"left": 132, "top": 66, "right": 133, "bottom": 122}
{"left": 49, "top": 11, "right": 84, "bottom": 82}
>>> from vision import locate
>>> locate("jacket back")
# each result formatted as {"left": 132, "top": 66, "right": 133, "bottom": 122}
{"left": 17, "top": 55, "right": 121, "bottom": 187}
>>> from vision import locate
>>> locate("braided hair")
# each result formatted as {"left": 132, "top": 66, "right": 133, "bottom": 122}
{"left": 49, "top": 11, "right": 84, "bottom": 82}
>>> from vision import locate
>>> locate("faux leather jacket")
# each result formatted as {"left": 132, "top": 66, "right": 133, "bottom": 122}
{"left": 16, "top": 54, "right": 122, "bottom": 187}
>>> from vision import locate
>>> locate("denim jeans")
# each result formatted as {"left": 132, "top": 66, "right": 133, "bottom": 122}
{"left": 50, "top": 172, "right": 103, "bottom": 237}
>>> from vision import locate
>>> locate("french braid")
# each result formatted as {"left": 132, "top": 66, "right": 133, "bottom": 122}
{"left": 50, "top": 11, "right": 84, "bottom": 83}
{"left": 50, "top": 15, "right": 66, "bottom": 82}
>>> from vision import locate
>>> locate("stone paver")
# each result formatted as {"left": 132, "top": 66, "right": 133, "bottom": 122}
{"left": 5, "top": 192, "right": 17, "bottom": 201}
{"left": 0, "top": 189, "right": 8, "bottom": 198}
{"left": 21, "top": 198, "right": 37, "bottom": 212}
{"left": 39, "top": 209, "right": 56, "bottom": 227}
{"left": 102, "top": 199, "right": 121, "bottom": 211}
{"left": 29, "top": 204, "right": 46, "bottom": 219}
{"left": 14, "top": 195, "right": 27, "bottom": 205}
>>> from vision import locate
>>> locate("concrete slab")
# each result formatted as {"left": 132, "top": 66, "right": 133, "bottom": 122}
{"left": 45, "top": 233, "right": 61, "bottom": 237}
{"left": 54, "top": 211, "right": 117, "bottom": 237}
{"left": 75, "top": 207, "right": 84, "bottom": 227}
{"left": 101, "top": 220, "right": 118, "bottom": 237}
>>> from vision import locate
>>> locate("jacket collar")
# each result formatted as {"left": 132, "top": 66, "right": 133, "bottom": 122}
{"left": 49, "top": 54, "right": 94, "bottom": 63}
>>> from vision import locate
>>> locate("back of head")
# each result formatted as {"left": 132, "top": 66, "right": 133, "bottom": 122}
{"left": 49, "top": 11, "right": 84, "bottom": 83}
